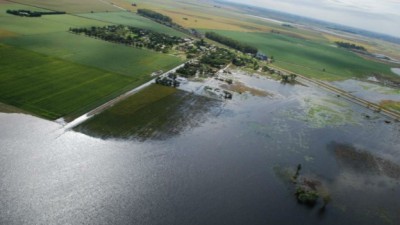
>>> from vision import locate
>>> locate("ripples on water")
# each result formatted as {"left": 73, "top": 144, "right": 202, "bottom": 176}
{"left": 1, "top": 73, "right": 399, "bottom": 225}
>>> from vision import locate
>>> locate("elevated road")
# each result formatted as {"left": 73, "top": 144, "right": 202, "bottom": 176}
{"left": 272, "top": 65, "right": 400, "bottom": 121}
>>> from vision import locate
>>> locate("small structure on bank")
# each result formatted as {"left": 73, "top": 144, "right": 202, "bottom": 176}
{"left": 255, "top": 52, "right": 268, "bottom": 61}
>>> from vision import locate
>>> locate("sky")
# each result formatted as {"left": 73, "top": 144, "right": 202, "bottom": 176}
{"left": 225, "top": 0, "right": 400, "bottom": 38}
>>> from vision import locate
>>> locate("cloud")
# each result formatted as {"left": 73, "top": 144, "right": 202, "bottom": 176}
{"left": 224, "top": 0, "right": 400, "bottom": 37}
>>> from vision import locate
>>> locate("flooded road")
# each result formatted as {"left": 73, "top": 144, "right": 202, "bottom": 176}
{"left": 1, "top": 72, "right": 400, "bottom": 225}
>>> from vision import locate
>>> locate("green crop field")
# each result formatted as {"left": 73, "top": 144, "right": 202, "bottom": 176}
{"left": 9, "top": 0, "right": 118, "bottom": 13}
{"left": 204, "top": 30, "right": 396, "bottom": 81}
{"left": 0, "top": 2, "right": 184, "bottom": 119}
{"left": 4, "top": 32, "right": 183, "bottom": 77}
{"left": 0, "top": 44, "right": 139, "bottom": 120}
{"left": 0, "top": 7, "right": 108, "bottom": 35}
{"left": 79, "top": 12, "right": 187, "bottom": 37}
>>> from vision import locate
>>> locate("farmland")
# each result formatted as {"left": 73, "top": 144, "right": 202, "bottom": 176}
{"left": 0, "top": 9, "right": 109, "bottom": 35}
{"left": 203, "top": 30, "right": 397, "bottom": 81}
{"left": 0, "top": 44, "right": 135, "bottom": 120}
{"left": 4, "top": 32, "right": 183, "bottom": 77}
{"left": 0, "top": 1, "right": 184, "bottom": 119}
{"left": 79, "top": 11, "right": 186, "bottom": 37}
{"left": 9, "top": 0, "right": 118, "bottom": 13}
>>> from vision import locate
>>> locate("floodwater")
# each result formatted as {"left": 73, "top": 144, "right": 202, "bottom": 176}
{"left": 392, "top": 68, "right": 400, "bottom": 76}
{"left": 1, "top": 72, "right": 400, "bottom": 225}
{"left": 332, "top": 79, "right": 400, "bottom": 103}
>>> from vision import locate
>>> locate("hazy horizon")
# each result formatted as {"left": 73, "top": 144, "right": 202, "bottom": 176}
{"left": 223, "top": 0, "right": 400, "bottom": 38}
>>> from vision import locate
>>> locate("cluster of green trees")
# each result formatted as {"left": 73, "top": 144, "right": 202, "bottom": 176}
{"left": 335, "top": 41, "right": 367, "bottom": 51}
{"left": 137, "top": 9, "right": 172, "bottom": 23}
{"left": 6, "top": 9, "right": 65, "bottom": 17}
{"left": 70, "top": 25, "right": 183, "bottom": 52}
{"left": 200, "top": 48, "right": 235, "bottom": 68}
{"left": 205, "top": 32, "right": 258, "bottom": 55}
{"left": 281, "top": 74, "right": 297, "bottom": 84}
{"left": 176, "top": 63, "right": 200, "bottom": 77}
{"left": 176, "top": 63, "right": 211, "bottom": 77}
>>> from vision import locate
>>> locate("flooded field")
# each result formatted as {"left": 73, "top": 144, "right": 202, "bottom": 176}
{"left": 392, "top": 68, "right": 400, "bottom": 76}
{"left": 1, "top": 71, "right": 399, "bottom": 225}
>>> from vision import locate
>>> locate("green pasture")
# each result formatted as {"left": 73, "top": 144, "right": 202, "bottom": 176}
{"left": 0, "top": 44, "right": 137, "bottom": 120}
{"left": 0, "top": 7, "right": 108, "bottom": 35}
{"left": 4, "top": 32, "right": 183, "bottom": 77}
{"left": 204, "top": 30, "right": 396, "bottom": 81}
{"left": 78, "top": 11, "right": 187, "bottom": 37}
{"left": 0, "top": 2, "right": 183, "bottom": 120}
{"left": 9, "top": 0, "right": 118, "bottom": 13}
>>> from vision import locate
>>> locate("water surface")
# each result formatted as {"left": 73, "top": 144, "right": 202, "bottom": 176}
{"left": 1, "top": 73, "right": 399, "bottom": 225}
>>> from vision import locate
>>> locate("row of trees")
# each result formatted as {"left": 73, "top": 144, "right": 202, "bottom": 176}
{"left": 137, "top": 9, "right": 202, "bottom": 38}
{"left": 137, "top": 9, "right": 172, "bottom": 23}
{"left": 205, "top": 32, "right": 258, "bottom": 55}
{"left": 69, "top": 25, "right": 183, "bottom": 53}
{"left": 6, "top": 9, "right": 65, "bottom": 17}
{"left": 335, "top": 41, "right": 366, "bottom": 51}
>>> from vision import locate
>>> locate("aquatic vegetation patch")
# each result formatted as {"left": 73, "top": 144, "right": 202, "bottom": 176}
{"left": 220, "top": 82, "right": 272, "bottom": 97}
{"left": 360, "top": 83, "right": 400, "bottom": 95}
{"left": 296, "top": 96, "right": 359, "bottom": 128}
{"left": 330, "top": 142, "right": 400, "bottom": 180}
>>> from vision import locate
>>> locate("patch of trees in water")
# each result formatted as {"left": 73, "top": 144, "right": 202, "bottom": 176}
{"left": 274, "top": 164, "right": 331, "bottom": 212}
{"left": 291, "top": 164, "right": 331, "bottom": 210}
{"left": 69, "top": 25, "right": 183, "bottom": 53}
{"left": 205, "top": 32, "right": 258, "bottom": 55}
{"left": 6, "top": 10, "right": 65, "bottom": 17}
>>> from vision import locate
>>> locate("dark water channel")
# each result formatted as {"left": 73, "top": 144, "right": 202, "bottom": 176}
{"left": 1, "top": 74, "right": 399, "bottom": 225}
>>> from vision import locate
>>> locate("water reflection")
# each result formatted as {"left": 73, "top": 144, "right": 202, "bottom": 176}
{"left": 1, "top": 71, "right": 400, "bottom": 225}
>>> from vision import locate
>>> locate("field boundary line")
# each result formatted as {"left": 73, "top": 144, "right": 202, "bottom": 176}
{"left": 63, "top": 63, "right": 187, "bottom": 130}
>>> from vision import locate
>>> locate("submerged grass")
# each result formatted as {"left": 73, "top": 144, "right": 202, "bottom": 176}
{"left": 379, "top": 100, "right": 400, "bottom": 113}
{"left": 75, "top": 84, "right": 221, "bottom": 140}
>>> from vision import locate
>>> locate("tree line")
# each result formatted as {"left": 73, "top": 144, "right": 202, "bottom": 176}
{"left": 335, "top": 41, "right": 366, "bottom": 51}
{"left": 137, "top": 9, "right": 172, "bottom": 23}
{"left": 205, "top": 32, "right": 258, "bottom": 55}
{"left": 6, "top": 10, "right": 65, "bottom": 17}
{"left": 69, "top": 25, "right": 182, "bottom": 53}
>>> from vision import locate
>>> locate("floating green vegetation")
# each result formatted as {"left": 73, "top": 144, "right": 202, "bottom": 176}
{"left": 75, "top": 84, "right": 221, "bottom": 140}
{"left": 360, "top": 83, "right": 400, "bottom": 95}
{"left": 296, "top": 96, "right": 359, "bottom": 128}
